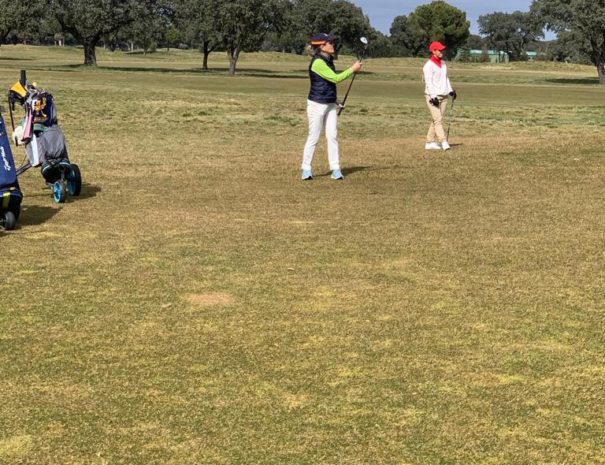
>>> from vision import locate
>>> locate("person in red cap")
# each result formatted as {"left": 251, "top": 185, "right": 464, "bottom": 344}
{"left": 300, "top": 33, "right": 363, "bottom": 180}
{"left": 423, "top": 41, "right": 457, "bottom": 151}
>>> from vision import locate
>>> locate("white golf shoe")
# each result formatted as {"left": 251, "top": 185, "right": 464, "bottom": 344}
{"left": 441, "top": 140, "right": 451, "bottom": 151}
{"left": 425, "top": 142, "right": 441, "bottom": 150}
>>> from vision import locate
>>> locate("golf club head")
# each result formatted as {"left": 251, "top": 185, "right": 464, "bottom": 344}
{"left": 357, "top": 37, "right": 369, "bottom": 60}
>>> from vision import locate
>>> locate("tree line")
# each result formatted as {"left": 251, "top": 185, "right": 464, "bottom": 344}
{"left": 1, "top": 0, "right": 604, "bottom": 82}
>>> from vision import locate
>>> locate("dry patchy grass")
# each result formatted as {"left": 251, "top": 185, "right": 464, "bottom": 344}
{"left": 0, "top": 45, "right": 604, "bottom": 465}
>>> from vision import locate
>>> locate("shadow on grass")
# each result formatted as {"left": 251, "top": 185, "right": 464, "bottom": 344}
{"left": 39, "top": 63, "right": 374, "bottom": 79}
{"left": 41, "top": 63, "right": 378, "bottom": 81}
{"left": 19, "top": 182, "right": 100, "bottom": 203}
{"left": 342, "top": 166, "right": 372, "bottom": 176}
{"left": 109, "top": 66, "right": 309, "bottom": 79}
{"left": 242, "top": 70, "right": 376, "bottom": 79}
{"left": 545, "top": 77, "right": 600, "bottom": 85}
{"left": 4, "top": 184, "right": 101, "bottom": 230}
{"left": 18, "top": 205, "right": 58, "bottom": 227}
{"left": 77, "top": 183, "right": 101, "bottom": 200}
{"left": 0, "top": 57, "right": 33, "bottom": 61}
{"left": 52, "top": 63, "right": 376, "bottom": 80}
{"left": 316, "top": 166, "right": 372, "bottom": 178}
{"left": 55, "top": 63, "right": 305, "bottom": 77}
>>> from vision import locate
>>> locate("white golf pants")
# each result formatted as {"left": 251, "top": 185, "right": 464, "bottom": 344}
{"left": 301, "top": 100, "right": 340, "bottom": 171}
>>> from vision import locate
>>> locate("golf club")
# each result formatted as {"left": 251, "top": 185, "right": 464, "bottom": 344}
{"left": 446, "top": 96, "right": 455, "bottom": 140}
{"left": 338, "top": 36, "right": 369, "bottom": 116}
{"left": 7, "top": 70, "right": 28, "bottom": 143}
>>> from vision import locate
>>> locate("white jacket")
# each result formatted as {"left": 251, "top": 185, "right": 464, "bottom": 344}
{"left": 423, "top": 59, "right": 453, "bottom": 98}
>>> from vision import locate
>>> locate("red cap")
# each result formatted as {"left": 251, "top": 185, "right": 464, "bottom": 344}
{"left": 429, "top": 41, "right": 446, "bottom": 52}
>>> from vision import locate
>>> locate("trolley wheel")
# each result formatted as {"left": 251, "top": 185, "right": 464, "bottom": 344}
{"left": 67, "top": 163, "right": 82, "bottom": 196}
{"left": 53, "top": 180, "right": 66, "bottom": 203}
{"left": 2, "top": 211, "right": 16, "bottom": 230}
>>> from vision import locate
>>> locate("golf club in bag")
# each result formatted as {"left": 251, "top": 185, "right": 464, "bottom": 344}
{"left": 338, "top": 37, "right": 369, "bottom": 116}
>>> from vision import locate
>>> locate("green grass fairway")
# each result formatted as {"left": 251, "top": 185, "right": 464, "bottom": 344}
{"left": 1, "top": 45, "right": 604, "bottom": 465}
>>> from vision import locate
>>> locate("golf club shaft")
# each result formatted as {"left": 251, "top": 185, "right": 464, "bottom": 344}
{"left": 447, "top": 98, "right": 455, "bottom": 139}
{"left": 8, "top": 103, "right": 16, "bottom": 136}
{"left": 338, "top": 73, "right": 357, "bottom": 116}
{"left": 16, "top": 160, "right": 31, "bottom": 176}
{"left": 337, "top": 38, "right": 368, "bottom": 116}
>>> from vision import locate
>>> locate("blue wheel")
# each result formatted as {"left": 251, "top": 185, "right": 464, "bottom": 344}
{"left": 53, "top": 181, "right": 66, "bottom": 203}
{"left": 67, "top": 163, "right": 82, "bottom": 196}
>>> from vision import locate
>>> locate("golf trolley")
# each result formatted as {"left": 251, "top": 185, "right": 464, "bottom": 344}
{"left": 39, "top": 157, "right": 82, "bottom": 203}
{"left": 9, "top": 70, "right": 82, "bottom": 204}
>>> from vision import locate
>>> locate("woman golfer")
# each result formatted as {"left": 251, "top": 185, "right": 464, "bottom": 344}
{"left": 300, "top": 33, "right": 363, "bottom": 180}
{"left": 423, "top": 41, "right": 456, "bottom": 151}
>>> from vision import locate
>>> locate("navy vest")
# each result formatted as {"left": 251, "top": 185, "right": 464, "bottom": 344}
{"left": 308, "top": 54, "right": 337, "bottom": 104}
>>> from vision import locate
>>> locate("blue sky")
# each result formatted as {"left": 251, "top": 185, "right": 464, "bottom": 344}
{"left": 349, "top": 0, "right": 538, "bottom": 35}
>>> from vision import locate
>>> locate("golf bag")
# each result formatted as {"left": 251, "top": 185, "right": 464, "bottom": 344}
{"left": 9, "top": 72, "right": 82, "bottom": 203}
{"left": 0, "top": 110, "right": 22, "bottom": 230}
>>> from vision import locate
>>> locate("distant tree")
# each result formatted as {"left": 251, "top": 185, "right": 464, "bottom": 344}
{"left": 102, "top": 29, "right": 125, "bottom": 52}
{"left": 543, "top": 32, "right": 590, "bottom": 64}
{"left": 121, "top": 2, "right": 171, "bottom": 54}
{"left": 363, "top": 30, "right": 392, "bottom": 58}
{"left": 279, "top": 0, "right": 372, "bottom": 56}
{"left": 39, "top": 18, "right": 64, "bottom": 45}
{"left": 10, "top": 6, "right": 62, "bottom": 46}
{"left": 175, "top": 0, "right": 286, "bottom": 73}
{"left": 531, "top": 0, "right": 605, "bottom": 83}
{"left": 126, "top": 17, "right": 161, "bottom": 53}
{"left": 175, "top": 0, "right": 220, "bottom": 70}
{"left": 49, "top": 0, "right": 153, "bottom": 65}
{"left": 466, "top": 34, "right": 484, "bottom": 49}
{"left": 457, "top": 46, "right": 471, "bottom": 62}
{"left": 478, "top": 11, "right": 543, "bottom": 60}
{"left": 389, "top": 15, "right": 415, "bottom": 56}
{"left": 265, "top": 1, "right": 299, "bottom": 53}
{"left": 210, "top": 0, "right": 286, "bottom": 75}
{"left": 284, "top": 0, "right": 330, "bottom": 52}
{"left": 0, "top": 0, "right": 35, "bottom": 44}
{"left": 164, "top": 26, "right": 181, "bottom": 51}
{"left": 329, "top": 0, "right": 373, "bottom": 53}
{"left": 391, "top": 1, "right": 470, "bottom": 58}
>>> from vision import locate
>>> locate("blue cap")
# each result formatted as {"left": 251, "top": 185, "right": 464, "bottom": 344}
{"left": 310, "top": 33, "right": 335, "bottom": 46}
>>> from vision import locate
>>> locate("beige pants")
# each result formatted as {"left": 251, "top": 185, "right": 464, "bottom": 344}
{"left": 425, "top": 95, "right": 448, "bottom": 143}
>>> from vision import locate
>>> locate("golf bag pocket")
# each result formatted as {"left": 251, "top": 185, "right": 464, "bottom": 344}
{"left": 41, "top": 159, "right": 71, "bottom": 184}
{"left": 1, "top": 118, "right": 18, "bottom": 185}
{"left": 1, "top": 186, "right": 23, "bottom": 215}
{"left": 32, "top": 91, "right": 58, "bottom": 129}
{"left": 28, "top": 125, "right": 68, "bottom": 165}
{"left": 25, "top": 137, "right": 41, "bottom": 166}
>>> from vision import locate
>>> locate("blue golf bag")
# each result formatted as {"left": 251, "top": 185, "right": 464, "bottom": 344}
{"left": 0, "top": 111, "right": 22, "bottom": 230}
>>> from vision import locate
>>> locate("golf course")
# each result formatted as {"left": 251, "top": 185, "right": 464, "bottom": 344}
{"left": 1, "top": 45, "right": 604, "bottom": 464}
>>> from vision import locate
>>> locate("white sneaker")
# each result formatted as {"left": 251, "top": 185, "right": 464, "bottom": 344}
{"left": 425, "top": 142, "right": 441, "bottom": 150}
{"left": 441, "top": 140, "right": 451, "bottom": 151}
